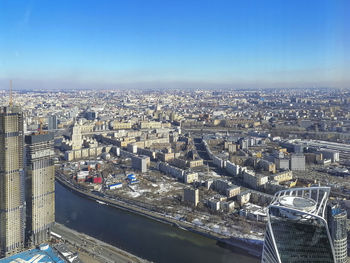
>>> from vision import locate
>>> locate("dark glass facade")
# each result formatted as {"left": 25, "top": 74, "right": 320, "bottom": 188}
{"left": 270, "top": 218, "right": 334, "bottom": 262}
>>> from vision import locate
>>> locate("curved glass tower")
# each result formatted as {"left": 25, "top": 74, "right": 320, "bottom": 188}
{"left": 262, "top": 187, "right": 335, "bottom": 263}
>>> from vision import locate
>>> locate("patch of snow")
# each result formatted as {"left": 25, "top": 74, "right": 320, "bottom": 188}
{"left": 192, "top": 218, "right": 204, "bottom": 226}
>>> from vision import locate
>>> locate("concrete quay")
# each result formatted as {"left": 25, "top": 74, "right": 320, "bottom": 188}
{"left": 51, "top": 223, "right": 150, "bottom": 263}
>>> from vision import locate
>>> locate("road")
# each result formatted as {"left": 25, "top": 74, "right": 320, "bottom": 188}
{"left": 52, "top": 223, "right": 150, "bottom": 263}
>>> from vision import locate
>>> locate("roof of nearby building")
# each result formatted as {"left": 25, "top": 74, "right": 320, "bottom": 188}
{"left": 278, "top": 196, "right": 317, "bottom": 213}
{"left": 0, "top": 245, "right": 64, "bottom": 263}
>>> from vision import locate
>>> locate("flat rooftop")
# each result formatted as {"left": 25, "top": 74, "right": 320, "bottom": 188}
{"left": 278, "top": 196, "right": 317, "bottom": 213}
{"left": 0, "top": 245, "right": 64, "bottom": 263}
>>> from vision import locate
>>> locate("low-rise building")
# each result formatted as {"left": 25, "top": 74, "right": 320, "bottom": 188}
{"left": 237, "top": 191, "right": 251, "bottom": 206}
{"left": 258, "top": 159, "right": 276, "bottom": 173}
{"left": 127, "top": 143, "right": 138, "bottom": 154}
{"left": 140, "top": 121, "right": 163, "bottom": 129}
{"left": 207, "top": 198, "right": 221, "bottom": 211}
{"left": 157, "top": 162, "right": 184, "bottom": 180}
{"left": 108, "top": 183, "right": 123, "bottom": 190}
{"left": 221, "top": 201, "right": 235, "bottom": 212}
{"left": 226, "top": 185, "right": 241, "bottom": 198}
{"left": 225, "top": 161, "right": 241, "bottom": 176}
{"left": 290, "top": 154, "right": 305, "bottom": 171}
{"left": 243, "top": 171, "right": 268, "bottom": 189}
{"left": 187, "top": 159, "right": 204, "bottom": 168}
{"left": 274, "top": 158, "right": 290, "bottom": 170}
{"left": 156, "top": 152, "right": 175, "bottom": 162}
{"left": 184, "top": 172, "right": 198, "bottom": 184}
{"left": 110, "top": 121, "right": 132, "bottom": 130}
{"left": 239, "top": 203, "right": 267, "bottom": 222}
{"left": 269, "top": 170, "right": 293, "bottom": 183}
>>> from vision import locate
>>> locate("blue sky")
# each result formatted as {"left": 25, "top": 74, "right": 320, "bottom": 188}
{"left": 0, "top": 0, "right": 349, "bottom": 89}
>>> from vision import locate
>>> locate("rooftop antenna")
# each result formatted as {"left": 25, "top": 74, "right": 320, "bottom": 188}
{"left": 9, "top": 80, "right": 13, "bottom": 107}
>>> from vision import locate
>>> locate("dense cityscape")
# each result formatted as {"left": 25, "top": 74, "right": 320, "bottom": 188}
{"left": 0, "top": 88, "right": 349, "bottom": 262}
{"left": 1, "top": 0, "right": 349, "bottom": 262}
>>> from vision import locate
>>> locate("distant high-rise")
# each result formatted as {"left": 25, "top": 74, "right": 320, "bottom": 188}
{"left": 71, "top": 124, "right": 82, "bottom": 150}
{"left": 25, "top": 132, "right": 55, "bottom": 247}
{"left": 327, "top": 203, "right": 348, "bottom": 263}
{"left": 48, "top": 115, "right": 57, "bottom": 130}
{"left": 85, "top": 111, "right": 97, "bottom": 120}
{"left": 0, "top": 106, "right": 25, "bottom": 257}
{"left": 262, "top": 187, "right": 335, "bottom": 263}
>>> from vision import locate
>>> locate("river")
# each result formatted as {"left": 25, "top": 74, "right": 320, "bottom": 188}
{"left": 55, "top": 182, "right": 259, "bottom": 263}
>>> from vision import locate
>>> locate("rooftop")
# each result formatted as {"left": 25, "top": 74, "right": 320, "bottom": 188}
{"left": 278, "top": 196, "right": 317, "bottom": 213}
{"left": 0, "top": 245, "right": 64, "bottom": 263}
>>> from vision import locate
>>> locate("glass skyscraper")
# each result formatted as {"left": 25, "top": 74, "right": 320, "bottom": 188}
{"left": 262, "top": 187, "right": 336, "bottom": 263}
{"left": 327, "top": 203, "right": 348, "bottom": 263}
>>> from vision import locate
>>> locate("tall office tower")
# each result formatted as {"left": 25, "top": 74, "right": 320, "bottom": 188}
{"left": 25, "top": 131, "right": 55, "bottom": 247}
{"left": 0, "top": 106, "right": 25, "bottom": 257}
{"left": 327, "top": 203, "right": 348, "bottom": 263}
{"left": 262, "top": 187, "right": 335, "bottom": 263}
{"left": 48, "top": 115, "right": 57, "bottom": 130}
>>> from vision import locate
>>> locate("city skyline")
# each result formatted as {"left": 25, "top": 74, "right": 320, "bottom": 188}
{"left": 0, "top": 0, "right": 349, "bottom": 90}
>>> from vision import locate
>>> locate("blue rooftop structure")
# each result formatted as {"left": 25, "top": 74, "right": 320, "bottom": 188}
{"left": 0, "top": 245, "right": 64, "bottom": 263}
{"left": 127, "top": 174, "right": 136, "bottom": 179}
{"left": 129, "top": 179, "right": 139, "bottom": 185}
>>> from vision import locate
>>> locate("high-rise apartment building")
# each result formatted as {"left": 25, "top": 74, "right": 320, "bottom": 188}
{"left": 25, "top": 132, "right": 55, "bottom": 247}
{"left": 262, "top": 187, "right": 335, "bottom": 263}
{"left": 0, "top": 106, "right": 25, "bottom": 257}
{"left": 327, "top": 203, "right": 348, "bottom": 263}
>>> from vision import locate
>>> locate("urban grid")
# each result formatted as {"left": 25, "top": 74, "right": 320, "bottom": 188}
{"left": 0, "top": 88, "right": 349, "bottom": 262}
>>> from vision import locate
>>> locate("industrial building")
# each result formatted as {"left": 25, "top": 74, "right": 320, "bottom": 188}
{"left": 0, "top": 106, "right": 25, "bottom": 257}
{"left": 320, "top": 149, "right": 340, "bottom": 163}
{"left": 25, "top": 132, "right": 55, "bottom": 247}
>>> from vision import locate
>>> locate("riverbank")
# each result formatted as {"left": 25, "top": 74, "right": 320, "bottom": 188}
{"left": 56, "top": 174, "right": 263, "bottom": 258}
{"left": 51, "top": 223, "right": 150, "bottom": 263}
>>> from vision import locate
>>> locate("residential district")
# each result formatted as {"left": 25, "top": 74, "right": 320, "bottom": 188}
{"left": 0, "top": 87, "right": 350, "bottom": 262}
